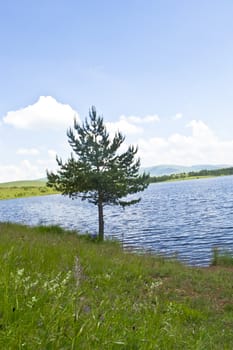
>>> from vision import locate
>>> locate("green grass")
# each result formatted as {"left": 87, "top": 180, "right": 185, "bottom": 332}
{"left": 0, "top": 223, "right": 233, "bottom": 349}
{"left": 211, "top": 247, "right": 233, "bottom": 267}
{"left": 0, "top": 179, "right": 57, "bottom": 200}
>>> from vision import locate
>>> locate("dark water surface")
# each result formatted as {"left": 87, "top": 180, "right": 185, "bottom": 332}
{"left": 1, "top": 176, "right": 233, "bottom": 266}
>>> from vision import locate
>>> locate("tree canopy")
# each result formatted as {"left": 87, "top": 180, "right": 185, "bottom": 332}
{"left": 47, "top": 106, "right": 149, "bottom": 240}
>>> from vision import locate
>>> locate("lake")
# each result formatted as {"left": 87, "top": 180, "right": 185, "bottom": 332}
{"left": 1, "top": 175, "right": 233, "bottom": 266}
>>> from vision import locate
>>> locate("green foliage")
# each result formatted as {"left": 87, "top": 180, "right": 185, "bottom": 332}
{"left": 47, "top": 106, "right": 149, "bottom": 239}
{"left": 0, "top": 223, "right": 233, "bottom": 349}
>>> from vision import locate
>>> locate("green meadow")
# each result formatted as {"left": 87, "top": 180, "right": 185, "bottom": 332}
{"left": 0, "top": 222, "right": 232, "bottom": 349}
{"left": 0, "top": 180, "right": 57, "bottom": 200}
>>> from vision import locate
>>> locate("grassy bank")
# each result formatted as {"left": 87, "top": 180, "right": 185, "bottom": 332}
{"left": 0, "top": 223, "right": 233, "bottom": 349}
{"left": 0, "top": 180, "right": 57, "bottom": 200}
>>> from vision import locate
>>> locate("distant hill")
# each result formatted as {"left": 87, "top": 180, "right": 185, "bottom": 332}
{"left": 0, "top": 178, "right": 47, "bottom": 188}
{"left": 142, "top": 164, "right": 231, "bottom": 176}
{"left": 1, "top": 166, "right": 232, "bottom": 186}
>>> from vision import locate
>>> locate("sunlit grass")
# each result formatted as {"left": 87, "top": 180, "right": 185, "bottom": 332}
{"left": 0, "top": 186, "right": 57, "bottom": 200}
{"left": 0, "top": 223, "right": 232, "bottom": 348}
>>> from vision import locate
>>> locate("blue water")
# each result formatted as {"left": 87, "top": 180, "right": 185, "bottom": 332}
{"left": 1, "top": 176, "right": 233, "bottom": 266}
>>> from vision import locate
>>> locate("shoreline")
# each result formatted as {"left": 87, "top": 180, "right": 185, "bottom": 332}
{"left": 0, "top": 174, "right": 231, "bottom": 200}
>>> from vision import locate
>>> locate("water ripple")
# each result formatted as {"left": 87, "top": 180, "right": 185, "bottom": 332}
{"left": 1, "top": 176, "right": 233, "bottom": 265}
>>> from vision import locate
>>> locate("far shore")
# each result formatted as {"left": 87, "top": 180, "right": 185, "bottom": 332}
{"left": 0, "top": 172, "right": 231, "bottom": 200}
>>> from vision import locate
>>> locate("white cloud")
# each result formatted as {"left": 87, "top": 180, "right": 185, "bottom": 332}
{"left": 16, "top": 148, "right": 40, "bottom": 156}
{"left": 138, "top": 119, "right": 233, "bottom": 166}
{"left": 106, "top": 116, "right": 143, "bottom": 136}
{"left": 172, "top": 113, "right": 183, "bottom": 120}
{"left": 186, "top": 120, "right": 216, "bottom": 142}
{"left": 2, "top": 109, "right": 233, "bottom": 183}
{"left": 47, "top": 149, "right": 57, "bottom": 159}
{"left": 124, "top": 114, "right": 160, "bottom": 124}
{"left": 105, "top": 113, "right": 160, "bottom": 137}
{"left": 37, "top": 149, "right": 58, "bottom": 170}
{"left": 0, "top": 147, "right": 61, "bottom": 183}
{"left": 0, "top": 150, "right": 60, "bottom": 183}
{"left": 0, "top": 160, "right": 45, "bottom": 183}
{"left": 143, "top": 115, "right": 160, "bottom": 123}
{"left": 3, "top": 96, "right": 79, "bottom": 130}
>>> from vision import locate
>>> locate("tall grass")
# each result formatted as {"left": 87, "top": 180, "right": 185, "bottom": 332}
{"left": 0, "top": 223, "right": 233, "bottom": 349}
{"left": 211, "top": 247, "right": 233, "bottom": 267}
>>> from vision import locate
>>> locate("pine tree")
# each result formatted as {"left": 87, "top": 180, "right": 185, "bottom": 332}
{"left": 47, "top": 106, "right": 149, "bottom": 240}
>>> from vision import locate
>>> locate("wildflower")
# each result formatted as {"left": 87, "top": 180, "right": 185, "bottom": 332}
{"left": 150, "top": 280, "right": 163, "bottom": 290}
{"left": 17, "top": 268, "right": 24, "bottom": 276}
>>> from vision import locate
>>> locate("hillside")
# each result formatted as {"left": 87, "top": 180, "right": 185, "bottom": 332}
{"left": 0, "top": 178, "right": 47, "bottom": 188}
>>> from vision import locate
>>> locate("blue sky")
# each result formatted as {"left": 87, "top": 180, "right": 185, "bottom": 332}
{"left": 1, "top": 0, "right": 233, "bottom": 181}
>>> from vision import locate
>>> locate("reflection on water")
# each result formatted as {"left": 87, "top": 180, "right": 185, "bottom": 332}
{"left": 1, "top": 176, "right": 233, "bottom": 266}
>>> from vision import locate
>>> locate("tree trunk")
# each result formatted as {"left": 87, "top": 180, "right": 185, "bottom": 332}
{"left": 98, "top": 200, "right": 104, "bottom": 241}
